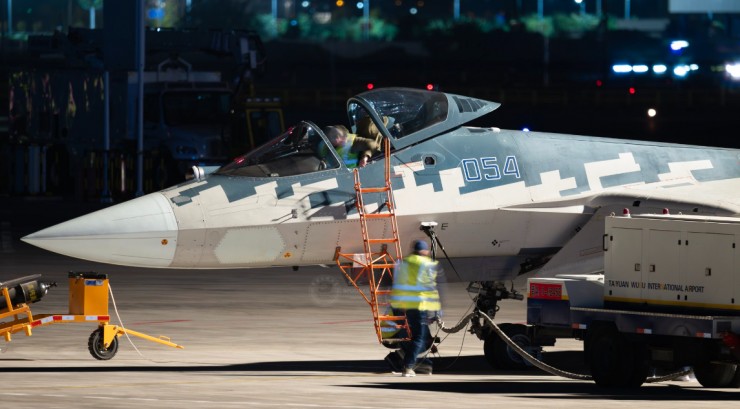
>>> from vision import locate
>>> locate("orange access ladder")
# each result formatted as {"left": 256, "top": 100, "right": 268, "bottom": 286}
{"left": 335, "top": 138, "right": 410, "bottom": 344}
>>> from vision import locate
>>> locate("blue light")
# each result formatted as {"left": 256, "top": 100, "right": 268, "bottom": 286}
{"left": 301, "top": 1, "right": 310, "bottom": 7}
{"left": 726, "top": 63, "right": 740, "bottom": 80}
{"left": 290, "top": 19, "right": 298, "bottom": 27}
{"left": 409, "top": 7, "right": 418, "bottom": 15}
{"left": 632, "top": 65, "right": 649, "bottom": 74}
{"left": 147, "top": 8, "right": 165, "bottom": 20}
{"left": 670, "top": 40, "right": 689, "bottom": 51}
{"left": 652, "top": 64, "right": 667, "bottom": 74}
{"left": 673, "top": 65, "right": 690, "bottom": 77}
{"left": 612, "top": 64, "right": 632, "bottom": 74}
{"left": 356, "top": 1, "right": 364, "bottom": 9}
{"left": 522, "top": 127, "right": 530, "bottom": 132}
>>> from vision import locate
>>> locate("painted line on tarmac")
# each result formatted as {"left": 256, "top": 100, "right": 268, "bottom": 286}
{"left": 318, "top": 319, "right": 371, "bottom": 325}
{"left": 1, "top": 392, "right": 415, "bottom": 408}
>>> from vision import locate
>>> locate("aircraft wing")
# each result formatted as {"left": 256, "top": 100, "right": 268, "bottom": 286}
{"left": 508, "top": 181, "right": 740, "bottom": 279}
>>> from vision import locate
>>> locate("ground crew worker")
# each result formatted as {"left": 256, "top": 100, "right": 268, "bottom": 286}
{"left": 390, "top": 239, "right": 442, "bottom": 377}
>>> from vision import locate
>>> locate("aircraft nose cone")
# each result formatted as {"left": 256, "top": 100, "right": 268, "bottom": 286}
{"left": 22, "top": 193, "right": 178, "bottom": 267}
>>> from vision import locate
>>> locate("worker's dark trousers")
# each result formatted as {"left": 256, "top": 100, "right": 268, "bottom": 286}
{"left": 401, "top": 309, "right": 430, "bottom": 369}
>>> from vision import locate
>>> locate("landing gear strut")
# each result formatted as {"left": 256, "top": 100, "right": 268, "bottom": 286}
{"left": 466, "top": 281, "right": 538, "bottom": 369}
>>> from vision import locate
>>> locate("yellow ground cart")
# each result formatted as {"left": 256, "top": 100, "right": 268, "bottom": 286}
{"left": 0, "top": 272, "right": 183, "bottom": 360}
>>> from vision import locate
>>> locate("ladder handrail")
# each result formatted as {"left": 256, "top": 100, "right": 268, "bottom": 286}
{"left": 335, "top": 137, "right": 409, "bottom": 343}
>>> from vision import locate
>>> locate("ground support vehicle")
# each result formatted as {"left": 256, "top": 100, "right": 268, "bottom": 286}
{"left": 526, "top": 214, "right": 740, "bottom": 387}
{"left": 472, "top": 213, "right": 740, "bottom": 387}
{"left": 0, "top": 272, "right": 183, "bottom": 360}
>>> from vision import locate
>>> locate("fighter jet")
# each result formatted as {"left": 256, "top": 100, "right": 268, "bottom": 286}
{"left": 22, "top": 88, "right": 740, "bottom": 365}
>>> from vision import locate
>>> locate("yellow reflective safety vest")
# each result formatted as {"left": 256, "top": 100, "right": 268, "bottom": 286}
{"left": 390, "top": 254, "right": 441, "bottom": 311}
{"left": 335, "top": 134, "right": 360, "bottom": 168}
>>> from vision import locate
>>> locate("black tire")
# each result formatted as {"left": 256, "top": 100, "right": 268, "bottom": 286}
{"left": 730, "top": 365, "right": 740, "bottom": 388}
{"left": 381, "top": 340, "right": 400, "bottom": 349}
{"left": 694, "top": 362, "right": 737, "bottom": 388}
{"left": 88, "top": 328, "right": 119, "bottom": 360}
{"left": 589, "top": 327, "right": 648, "bottom": 388}
{"left": 484, "top": 323, "right": 531, "bottom": 370}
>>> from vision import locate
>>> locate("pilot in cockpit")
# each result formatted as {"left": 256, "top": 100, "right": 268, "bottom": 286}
{"left": 323, "top": 125, "right": 380, "bottom": 168}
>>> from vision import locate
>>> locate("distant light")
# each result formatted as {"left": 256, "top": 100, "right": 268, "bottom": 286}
{"left": 301, "top": 1, "right": 310, "bottom": 7}
{"left": 356, "top": 1, "right": 364, "bottom": 9}
{"left": 522, "top": 128, "right": 530, "bottom": 132}
{"left": 673, "top": 65, "right": 690, "bottom": 77}
{"left": 726, "top": 63, "right": 740, "bottom": 79}
{"left": 596, "top": 79, "right": 603, "bottom": 87}
{"left": 426, "top": 83, "right": 435, "bottom": 91}
{"left": 690, "top": 64, "right": 699, "bottom": 71}
{"left": 314, "top": 11, "right": 331, "bottom": 23}
{"left": 670, "top": 40, "right": 689, "bottom": 51}
{"left": 335, "top": 0, "right": 344, "bottom": 6}
{"left": 574, "top": 0, "right": 583, "bottom": 3}
{"left": 612, "top": 64, "right": 632, "bottom": 74}
{"left": 409, "top": 7, "right": 418, "bottom": 14}
{"left": 647, "top": 108, "right": 657, "bottom": 118}
{"left": 147, "top": 8, "right": 165, "bottom": 20}
{"left": 652, "top": 64, "right": 667, "bottom": 74}
{"left": 628, "top": 87, "right": 636, "bottom": 95}
{"left": 290, "top": 19, "right": 298, "bottom": 26}
{"left": 366, "top": 83, "right": 374, "bottom": 90}
{"left": 632, "top": 65, "right": 649, "bottom": 73}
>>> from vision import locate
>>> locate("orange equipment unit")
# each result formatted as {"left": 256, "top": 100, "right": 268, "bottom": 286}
{"left": 69, "top": 272, "right": 110, "bottom": 315}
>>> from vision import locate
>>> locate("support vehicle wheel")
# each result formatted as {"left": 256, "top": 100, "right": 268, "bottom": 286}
{"left": 694, "top": 362, "right": 738, "bottom": 388}
{"left": 88, "top": 328, "right": 119, "bottom": 360}
{"left": 589, "top": 327, "right": 648, "bottom": 388}
{"left": 484, "top": 323, "right": 531, "bottom": 370}
{"left": 731, "top": 365, "right": 740, "bottom": 388}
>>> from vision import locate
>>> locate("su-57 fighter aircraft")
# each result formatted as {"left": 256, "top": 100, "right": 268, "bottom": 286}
{"left": 22, "top": 88, "right": 740, "bottom": 366}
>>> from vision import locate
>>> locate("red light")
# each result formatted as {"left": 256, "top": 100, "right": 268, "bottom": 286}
{"left": 629, "top": 87, "right": 636, "bottom": 95}
{"left": 366, "top": 83, "right": 374, "bottom": 90}
{"left": 722, "top": 332, "right": 740, "bottom": 349}
{"left": 596, "top": 80, "right": 603, "bottom": 87}
{"left": 623, "top": 208, "right": 631, "bottom": 217}
{"left": 662, "top": 208, "right": 670, "bottom": 215}
{"left": 426, "top": 83, "right": 434, "bottom": 91}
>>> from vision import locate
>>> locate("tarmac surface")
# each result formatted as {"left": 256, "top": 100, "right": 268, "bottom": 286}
{"left": 1, "top": 196, "right": 739, "bottom": 408}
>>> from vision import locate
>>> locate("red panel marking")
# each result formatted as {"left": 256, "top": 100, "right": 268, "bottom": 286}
{"left": 529, "top": 282, "right": 563, "bottom": 300}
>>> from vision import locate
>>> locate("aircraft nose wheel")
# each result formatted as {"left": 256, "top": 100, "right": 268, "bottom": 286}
{"left": 88, "top": 328, "right": 119, "bottom": 360}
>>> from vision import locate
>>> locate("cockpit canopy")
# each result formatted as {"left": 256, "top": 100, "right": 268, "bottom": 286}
{"left": 215, "top": 88, "right": 500, "bottom": 178}
{"left": 215, "top": 121, "right": 337, "bottom": 177}
{"left": 349, "top": 88, "right": 500, "bottom": 150}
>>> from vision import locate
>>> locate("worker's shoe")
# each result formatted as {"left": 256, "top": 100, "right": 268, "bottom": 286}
{"left": 402, "top": 367, "right": 416, "bottom": 377}
{"left": 384, "top": 351, "right": 404, "bottom": 372}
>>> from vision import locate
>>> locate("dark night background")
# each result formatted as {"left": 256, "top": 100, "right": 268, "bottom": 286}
{"left": 1, "top": 0, "right": 739, "bottom": 200}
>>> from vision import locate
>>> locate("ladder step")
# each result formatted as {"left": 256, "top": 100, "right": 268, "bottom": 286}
{"left": 370, "top": 264, "right": 395, "bottom": 269}
{"left": 363, "top": 213, "right": 394, "bottom": 219}
{"left": 368, "top": 238, "right": 397, "bottom": 244}
{"left": 359, "top": 187, "right": 389, "bottom": 193}
{"left": 379, "top": 315, "right": 407, "bottom": 321}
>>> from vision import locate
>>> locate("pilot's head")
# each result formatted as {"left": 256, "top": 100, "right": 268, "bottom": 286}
{"left": 324, "top": 125, "right": 349, "bottom": 147}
